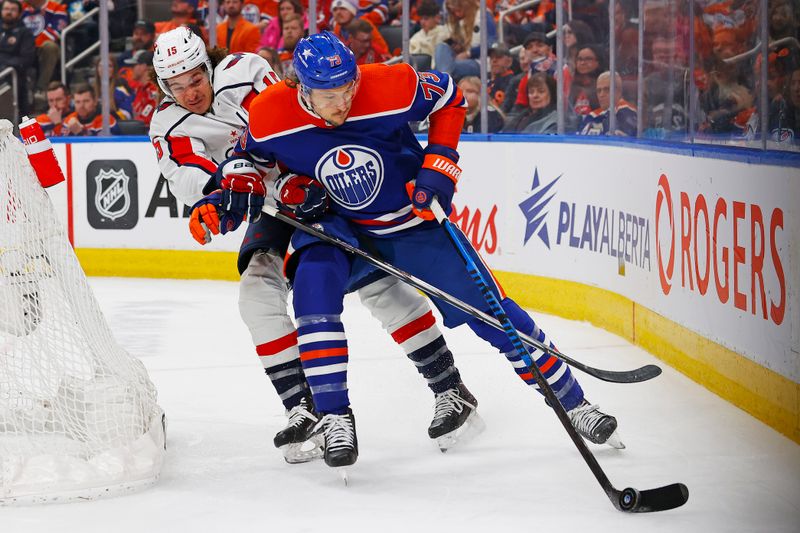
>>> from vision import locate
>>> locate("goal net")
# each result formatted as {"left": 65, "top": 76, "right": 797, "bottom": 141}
{"left": 0, "top": 119, "right": 165, "bottom": 504}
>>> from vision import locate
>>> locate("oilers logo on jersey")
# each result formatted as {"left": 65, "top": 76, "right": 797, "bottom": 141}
{"left": 315, "top": 145, "right": 384, "bottom": 209}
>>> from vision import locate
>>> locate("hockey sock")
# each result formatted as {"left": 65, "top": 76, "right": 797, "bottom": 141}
{"left": 358, "top": 277, "right": 461, "bottom": 394}
{"left": 467, "top": 297, "right": 584, "bottom": 411}
{"left": 293, "top": 245, "right": 350, "bottom": 414}
{"left": 256, "top": 331, "right": 308, "bottom": 411}
{"left": 391, "top": 310, "right": 461, "bottom": 394}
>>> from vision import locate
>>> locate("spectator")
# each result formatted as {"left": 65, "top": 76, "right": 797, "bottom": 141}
{"left": 643, "top": 33, "right": 688, "bottom": 136}
{"left": 511, "top": 31, "right": 557, "bottom": 111}
{"left": 459, "top": 75, "right": 504, "bottom": 133}
{"left": 117, "top": 20, "right": 156, "bottom": 71}
{"left": 275, "top": 13, "right": 304, "bottom": 75}
{"left": 562, "top": 20, "right": 594, "bottom": 72}
{"left": 0, "top": 0, "right": 35, "bottom": 115}
{"left": 35, "top": 79, "right": 71, "bottom": 135}
{"left": 778, "top": 66, "right": 800, "bottom": 143}
{"left": 434, "top": 0, "right": 496, "bottom": 81}
{"left": 241, "top": 0, "right": 274, "bottom": 29}
{"left": 578, "top": 71, "right": 637, "bottom": 136}
{"left": 217, "top": 0, "right": 261, "bottom": 53}
{"left": 569, "top": 43, "right": 604, "bottom": 119}
{"left": 62, "top": 83, "right": 120, "bottom": 136}
{"left": 21, "top": 0, "right": 67, "bottom": 102}
{"left": 699, "top": 26, "right": 753, "bottom": 135}
{"left": 155, "top": 0, "right": 204, "bottom": 39}
{"left": 502, "top": 72, "right": 557, "bottom": 134}
{"left": 329, "top": 0, "right": 389, "bottom": 57}
{"left": 259, "top": 0, "right": 307, "bottom": 50}
{"left": 769, "top": 0, "right": 797, "bottom": 41}
{"left": 93, "top": 55, "right": 134, "bottom": 120}
{"left": 502, "top": 45, "right": 531, "bottom": 114}
{"left": 409, "top": 0, "right": 449, "bottom": 68}
{"left": 125, "top": 50, "right": 159, "bottom": 125}
{"left": 487, "top": 42, "right": 515, "bottom": 109}
{"left": 257, "top": 45, "right": 284, "bottom": 77}
{"left": 345, "top": 17, "right": 389, "bottom": 64}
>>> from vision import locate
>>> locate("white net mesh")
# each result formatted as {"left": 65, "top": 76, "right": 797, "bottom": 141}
{"left": 0, "top": 120, "right": 165, "bottom": 504}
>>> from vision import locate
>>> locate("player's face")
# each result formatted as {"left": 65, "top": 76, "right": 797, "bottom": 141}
{"left": 166, "top": 66, "right": 213, "bottom": 114}
{"left": 308, "top": 79, "right": 358, "bottom": 126}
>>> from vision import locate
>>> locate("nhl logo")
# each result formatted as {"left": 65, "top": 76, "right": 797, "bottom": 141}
{"left": 94, "top": 168, "right": 131, "bottom": 220}
{"left": 86, "top": 160, "right": 138, "bottom": 229}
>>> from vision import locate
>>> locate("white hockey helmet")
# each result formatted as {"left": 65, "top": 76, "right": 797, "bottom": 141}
{"left": 153, "top": 26, "right": 213, "bottom": 96}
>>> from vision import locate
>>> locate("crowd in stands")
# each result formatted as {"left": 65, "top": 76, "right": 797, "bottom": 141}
{"left": 0, "top": 0, "right": 798, "bottom": 146}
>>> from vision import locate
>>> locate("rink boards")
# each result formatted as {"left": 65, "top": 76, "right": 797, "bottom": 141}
{"left": 45, "top": 136, "right": 800, "bottom": 443}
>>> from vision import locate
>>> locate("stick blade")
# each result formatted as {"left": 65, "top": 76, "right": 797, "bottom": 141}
{"left": 591, "top": 364, "right": 662, "bottom": 384}
{"left": 616, "top": 483, "right": 689, "bottom": 513}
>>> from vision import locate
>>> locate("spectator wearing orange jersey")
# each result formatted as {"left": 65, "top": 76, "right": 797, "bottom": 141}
{"left": 62, "top": 84, "right": 120, "bottom": 136}
{"left": 155, "top": 0, "right": 204, "bottom": 38}
{"left": 217, "top": 0, "right": 261, "bottom": 53}
{"left": 344, "top": 17, "right": 389, "bottom": 64}
{"left": 21, "top": 0, "right": 66, "bottom": 96}
{"left": 35, "top": 80, "right": 71, "bottom": 136}
{"left": 329, "top": 0, "right": 388, "bottom": 56}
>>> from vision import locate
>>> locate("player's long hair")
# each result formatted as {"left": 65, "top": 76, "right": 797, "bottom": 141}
{"left": 150, "top": 46, "right": 229, "bottom": 103}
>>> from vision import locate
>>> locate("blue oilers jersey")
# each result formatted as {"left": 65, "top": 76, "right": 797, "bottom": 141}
{"left": 242, "top": 62, "right": 466, "bottom": 236}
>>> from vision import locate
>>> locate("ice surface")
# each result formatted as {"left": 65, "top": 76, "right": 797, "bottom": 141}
{"left": 2, "top": 277, "right": 798, "bottom": 532}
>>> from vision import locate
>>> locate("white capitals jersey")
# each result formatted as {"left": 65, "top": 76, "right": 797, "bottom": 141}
{"left": 149, "top": 52, "right": 281, "bottom": 207}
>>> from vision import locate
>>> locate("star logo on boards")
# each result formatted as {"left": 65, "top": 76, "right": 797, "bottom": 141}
{"left": 518, "top": 167, "right": 560, "bottom": 249}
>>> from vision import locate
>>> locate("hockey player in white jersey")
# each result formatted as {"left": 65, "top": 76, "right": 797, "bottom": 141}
{"left": 148, "top": 27, "right": 485, "bottom": 463}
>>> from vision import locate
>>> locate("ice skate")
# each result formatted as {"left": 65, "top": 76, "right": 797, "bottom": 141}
{"left": 273, "top": 395, "right": 324, "bottom": 463}
{"left": 429, "top": 383, "right": 485, "bottom": 452}
{"left": 316, "top": 408, "right": 358, "bottom": 483}
{"left": 567, "top": 399, "right": 625, "bottom": 449}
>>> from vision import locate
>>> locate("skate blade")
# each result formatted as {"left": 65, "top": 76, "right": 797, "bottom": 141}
{"left": 281, "top": 434, "right": 325, "bottom": 464}
{"left": 435, "top": 410, "right": 486, "bottom": 453}
{"left": 605, "top": 430, "right": 625, "bottom": 450}
{"left": 337, "top": 467, "right": 349, "bottom": 486}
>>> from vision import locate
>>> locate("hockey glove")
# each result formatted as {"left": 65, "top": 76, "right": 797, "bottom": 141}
{"left": 273, "top": 172, "right": 329, "bottom": 221}
{"left": 189, "top": 190, "right": 246, "bottom": 245}
{"left": 409, "top": 144, "right": 461, "bottom": 220}
{"left": 217, "top": 157, "right": 267, "bottom": 224}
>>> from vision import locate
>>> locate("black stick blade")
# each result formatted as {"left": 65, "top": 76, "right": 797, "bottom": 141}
{"left": 615, "top": 483, "right": 689, "bottom": 513}
{"left": 589, "top": 364, "right": 662, "bottom": 384}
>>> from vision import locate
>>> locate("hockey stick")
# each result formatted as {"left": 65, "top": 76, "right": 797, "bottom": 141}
{"left": 428, "top": 199, "right": 688, "bottom": 513}
{"left": 260, "top": 204, "right": 660, "bottom": 384}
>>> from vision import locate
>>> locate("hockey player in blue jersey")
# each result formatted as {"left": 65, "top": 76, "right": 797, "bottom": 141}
{"left": 194, "top": 32, "right": 623, "bottom": 470}
{"left": 150, "top": 27, "right": 484, "bottom": 464}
